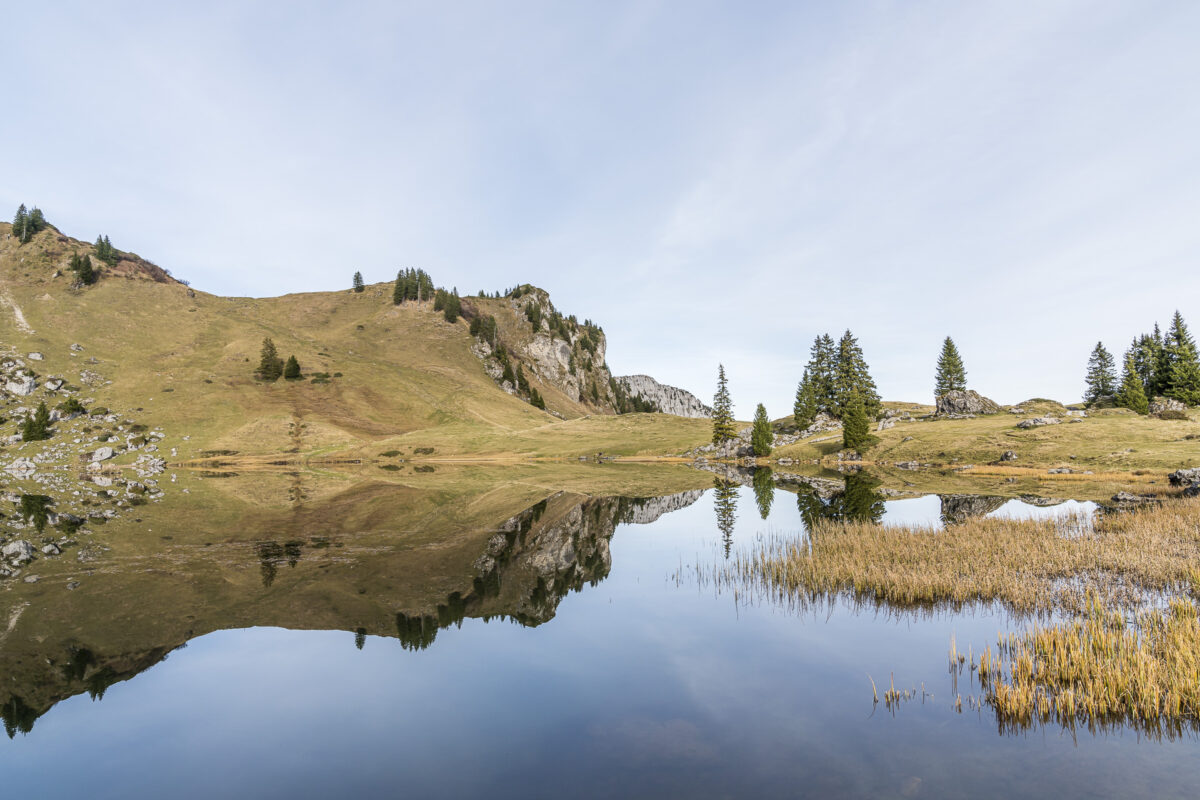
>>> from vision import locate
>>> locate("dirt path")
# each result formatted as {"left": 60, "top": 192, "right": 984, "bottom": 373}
{"left": 0, "top": 291, "right": 34, "bottom": 335}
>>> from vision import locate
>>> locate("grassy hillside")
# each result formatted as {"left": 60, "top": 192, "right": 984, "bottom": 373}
{"left": 0, "top": 221, "right": 710, "bottom": 460}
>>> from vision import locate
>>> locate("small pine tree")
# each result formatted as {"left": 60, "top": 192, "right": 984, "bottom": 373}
{"left": 1083, "top": 342, "right": 1116, "bottom": 405}
{"left": 257, "top": 337, "right": 283, "bottom": 381}
{"left": 750, "top": 403, "right": 773, "bottom": 457}
{"left": 1117, "top": 354, "right": 1149, "bottom": 414}
{"left": 934, "top": 336, "right": 967, "bottom": 398}
{"left": 443, "top": 293, "right": 461, "bottom": 323}
{"left": 12, "top": 204, "right": 29, "bottom": 243}
{"left": 841, "top": 388, "right": 871, "bottom": 452}
{"left": 283, "top": 355, "right": 301, "bottom": 380}
{"left": 352, "top": 271, "right": 365, "bottom": 293}
{"left": 793, "top": 369, "right": 817, "bottom": 430}
{"left": 530, "top": 387, "right": 546, "bottom": 410}
{"left": 21, "top": 402, "right": 51, "bottom": 442}
{"left": 711, "top": 364, "right": 737, "bottom": 447}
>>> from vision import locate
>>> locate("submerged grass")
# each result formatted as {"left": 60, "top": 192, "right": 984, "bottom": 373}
{"left": 723, "top": 499, "right": 1200, "bottom": 615}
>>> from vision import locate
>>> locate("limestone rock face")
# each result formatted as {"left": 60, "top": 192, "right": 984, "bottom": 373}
{"left": 5, "top": 376, "right": 36, "bottom": 396}
{"left": 936, "top": 390, "right": 1000, "bottom": 416}
{"left": 614, "top": 375, "right": 712, "bottom": 418}
{"left": 1017, "top": 417, "right": 1061, "bottom": 429}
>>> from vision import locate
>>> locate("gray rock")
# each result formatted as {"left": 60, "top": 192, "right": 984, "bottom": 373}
{"left": 92, "top": 446, "right": 115, "bottom": 462}
{"left": 1000, "top": 450, "right": 1018, "bottom": 462}
{"left": 44, "top": 378, "right": 64, "bottom": 391}
{"left": 1112, "top": 491, "right": 1155, "bottom": 504}
{"left": 27, "top": 352, "right": 43, "bottom": 361}
{"left": 1149, "top": 397, "right": 1186, "bottom": 417}
{"left": 1017, "top": 417, "right": 1061, "bottom": 429}
{"left": 936, "top": 390, "right": 1001, "bottom": 416}
{"left": 41, "top": 543, "right": 60, "bottom": 555}
{"left": 3, "top": 540, "right": 34, "bottom": 563}
{"left": 4, "top": 376, "right": 36, "bottom": 396}
{"left": 614, "top": 375, "right": 713, "bottom": 418}
{"left": 1168, "top": 468, "right": 1200, "bottom": 486}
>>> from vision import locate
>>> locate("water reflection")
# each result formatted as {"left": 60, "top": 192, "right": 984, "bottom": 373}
{"left": 751, "top": 468, "right": 774, "bottom": 520}
{"left": 793, "top": 473, "right": 885, "bottom": 528}
{"left": 712, "top": 480, "right": 738, "bottom": 558}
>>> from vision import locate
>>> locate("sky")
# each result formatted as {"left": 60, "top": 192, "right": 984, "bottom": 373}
{"left": 4, "top": 0, "right": 1200, "bottom": 416}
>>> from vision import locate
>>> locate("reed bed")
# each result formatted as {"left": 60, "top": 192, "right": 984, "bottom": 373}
{"left": 970, "top": 593, "right": 1200, "bottom": 738}
{"left": 721, "top": 500, "right": 1200, "bottom": 615}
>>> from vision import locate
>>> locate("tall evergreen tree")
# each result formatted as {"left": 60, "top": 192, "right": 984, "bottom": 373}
{"left": 712, "top": 478, "right": 738, "bottom": 559}
{"left": 841, "top": 388, "right": 872, "bottom": 452}
{"left": 21, "top": 402, "right": 51, "bottom": 442}
{"left": 1163, "top": 310, "right": 1200, "bottom": 405}
{"left": 1117, "top": 354, "right": 1149, "bottom": 414}
{"left": 12, "top": 204, "right": 29, "bottom": 243}
{"left": 793, "top": 368, "right": 818, "bottom": 430}
{"left": 750, "top": 403, "right": 773, "bottom": 457}
{"left": 352, "top": 271, "right": 365, "bottom": 293}
{"left": 807, "top": 334, "right": 837, "bottom": 415}
{"left": 283, "top": 355, "right": 301, "bottom": 379}
{"left": 711, "top": 364, "right": 737, "bottom": 447}
{"left": 257, "top": 338, "right": 283, "bottom": 381}
{"left": 1083, "top": 342, "right": 1116, "bottom": 405}
{"left": 934, "top": 336, "right": 967, "bottom": 398}
{"left": 1128, "top": 333, "right": 1162, "bottom": 397}
{"left": 833, "top": 330, "right": 880, "bottom": 420}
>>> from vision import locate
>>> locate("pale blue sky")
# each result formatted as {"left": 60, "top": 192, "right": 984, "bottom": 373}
{"left": 4, "top": 1, "right": 1199, "bottom": 415}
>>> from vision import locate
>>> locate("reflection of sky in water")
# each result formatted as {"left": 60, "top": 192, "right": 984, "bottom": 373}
{"left": 985, "top": 498, "right": 1098, "bottom": 520}
{"left": 0, "top": 486, "right": 1196, "bottom": 799}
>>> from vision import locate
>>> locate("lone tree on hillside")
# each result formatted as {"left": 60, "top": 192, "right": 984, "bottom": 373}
{"left": 12, "top": 204, "right": 48, "bottom": 244}
{"left": 751, "top": 403, "right": 773, "bottom": 457}
{"left": 841, "top": 388, "right": 872, "bottom": 452}
{"left": 711, "top": 364, "right": 737, "bottom": 447}
{"left": 69, "top": 252, "right": 97, "bottom": 286}
{"left": 934, "top": 336, "right": 967, "bottom": 397}
{"left": 21, "top": 402, "right": 51, "bottom": 442}
{"left": 352, "top": 272, "right": 365, "bottom": 293}
{"left": 1117, "top": 354, "right": 1149, "bottom": 415}
{"left": 257, "top": 337, "right": 284, "bottom": 381}
{"left": 283, "top": 355, "right": 301, "bottom": 380}
{"left": 1083, "top": 342, "right": 1116, "bottom": 405}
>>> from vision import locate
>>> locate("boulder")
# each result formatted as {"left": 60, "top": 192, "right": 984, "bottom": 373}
{"left": 92, "top": 446, "right": 115, "bottom": 462}
{"left": 26, "top": 352, "right": 43, "bottom": 361}
{"left": 1168, "top": 468, "right": 1200, "bottom": 487}
{"left": 1149, "top": 397, "right": 1187, "bottom": 418}
{"left": 1017, "top": 417, "right": 1061, "bottom": 429}
{"left": 1000, "top": 450, "right": 1018, "bottom": 462}
{"left": 44, "top": 378, "right": 64, "bottom": 391}
{"left": 936, "top": 390, "right": 1000, "bottom": 417}
{"left": 2, "top": 540, "right": 34, "bottom": 564}
{"left": 4, "top": 376, "right": 36, "bottom": 396}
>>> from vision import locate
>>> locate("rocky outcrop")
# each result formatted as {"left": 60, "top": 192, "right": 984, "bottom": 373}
{"left": 619, "top": 490, "right": 705, "bottom": 525}
{"left": 936, "top": 390, "right": 1000, "bottom": 417}
{"left": 614, "top": 375, "right": 712, "bottom": 418}
{"left": 1017, "top": 417, "right": 1061, "bottom": 429}
{"left": 1150, "top": 397, "right": 1187, "bottom": 418}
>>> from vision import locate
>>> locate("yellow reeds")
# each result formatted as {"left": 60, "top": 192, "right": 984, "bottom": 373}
{"left": 722, "top": 498, "right": 1200, "bottom": 615}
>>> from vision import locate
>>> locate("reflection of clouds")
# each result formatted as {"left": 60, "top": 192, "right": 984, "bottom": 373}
{"left": 587, "top": 717, "right": 716, "bottom": 762}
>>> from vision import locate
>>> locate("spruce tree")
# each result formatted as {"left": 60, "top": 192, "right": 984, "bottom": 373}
{"left": 1117, "top": 354, "right": 1149, "bottom": 414}
{"left": 711, "top": 364, "right": 737, "bottom": 447}
{"left": 1129, "top": 333, "right": 1161, "bottom": 396}
{"left": 1163, "top": 310, "right": 1200, "bottom": 405}
{"left": 934, "top": 336, "right": 967, "bottom": 397}
{"left": 1083, "top": 342, "right": 1116, "bottom": 405}
{"left": 841, "top": 388, "right": 871, "bottom": 452}
{"left": 283, "top": 355, "right": 301, "bottom": 380}
{"left": 21, "top": 402, "right": 52, "bottom": 442}
{"left": 257, "top": 338, "right": 283, "bottom": 381}
{"left": 352, "top": 271, "right": 365, "bottom": 293}
{"left": 793, "top": 368, "right": 818, "bottom": 430}
{"left": 806, "top": 334, "right": 837, "bottom": 414}
{"left": 750, "top": 403, "right": 773, "bottom": 456}
{"left": 712, "top": 478, "right": 738, "bottom": 559}
{"left": 833, "top": 330, "right": 880, "bottom": 420}
{"left": 12, "top": 204, "right": 29, "bottom": 243}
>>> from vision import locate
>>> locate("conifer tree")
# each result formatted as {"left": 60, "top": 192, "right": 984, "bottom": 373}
{"left": 1163, "top": 310, "right": 1200, "bottom": 405}
{"left": 711, "top": 364, "right": 737, "bottom": 447}
{"left": 1117, "top": 354, "right": 1149, "bottom": 414}
{"left": 934, "top": 336, "right": 967, "bottom": 397}
{"left": 283, "top": 355, "right": 301, "bottom": 380}
{"left": 805, "top": 334, "right": 837, "bottom": 415}
{"left": 352, "top": 271, "right": 365, "bottom": 293}
{"left": 1083, "top": 342, "right": 1116, "bottom": 405}
{"left": 750, "top": 403, "right": 773, "bottom": 457}
{"left": 793, "top": 368, "right": 818, "bottom": 430}
{"left": 833, "top": 330, "right": 880, "bottom": 420}
{"left": 257, "top": 337, "right": 283, "bottom": 381}
{"left": 12, "top": 204, "right": 29, "bottom": 243}
{"left": 21, "top": 401, "right": 52, "bottom": 442}
{"left": 841, "top": 388, "right": 872, "bottom": 452}
{"left": 442, "top": 292, "right": 461, "bottom": 323}
{"left": 712, "top": 478, "right": 738, "bottom": 559}
{"left": 530, "top": 387, "right": 546, "bottom": 410}
{"left": 1128, "top": 333, "right": 1161, "bottom": 397}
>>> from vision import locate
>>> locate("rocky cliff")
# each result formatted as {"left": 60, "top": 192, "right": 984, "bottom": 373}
{"left": 615, "top": 375, "right": 712, "bottom": 418}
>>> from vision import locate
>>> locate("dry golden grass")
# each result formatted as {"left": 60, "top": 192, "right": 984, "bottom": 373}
{"left": 721, "top": 498, "right": 1200, "bottom": 614}
{"left": 971, "top": 593, "right": 1200, "bottom": 738}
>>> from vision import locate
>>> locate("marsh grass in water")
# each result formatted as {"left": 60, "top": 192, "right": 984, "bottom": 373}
{"left": 716, "top": 499, "right": 1200, "bottom": 615}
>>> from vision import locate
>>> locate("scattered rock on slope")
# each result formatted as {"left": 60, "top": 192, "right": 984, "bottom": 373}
{"left": 935, "top": 390, "right": 1000, "bottom": 417}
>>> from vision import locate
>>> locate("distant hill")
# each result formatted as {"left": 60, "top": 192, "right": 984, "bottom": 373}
{"left": 0, "top": 217, "right": 709, "bottom": 460}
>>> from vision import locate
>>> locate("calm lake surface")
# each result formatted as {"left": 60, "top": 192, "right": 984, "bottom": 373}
{"left": 0, "top": 470, "right": 1196, "bottom": 799}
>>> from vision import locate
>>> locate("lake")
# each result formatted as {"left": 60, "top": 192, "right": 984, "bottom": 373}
{"left": 0, "top": 465, "right": 1195, "bottom": 798}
